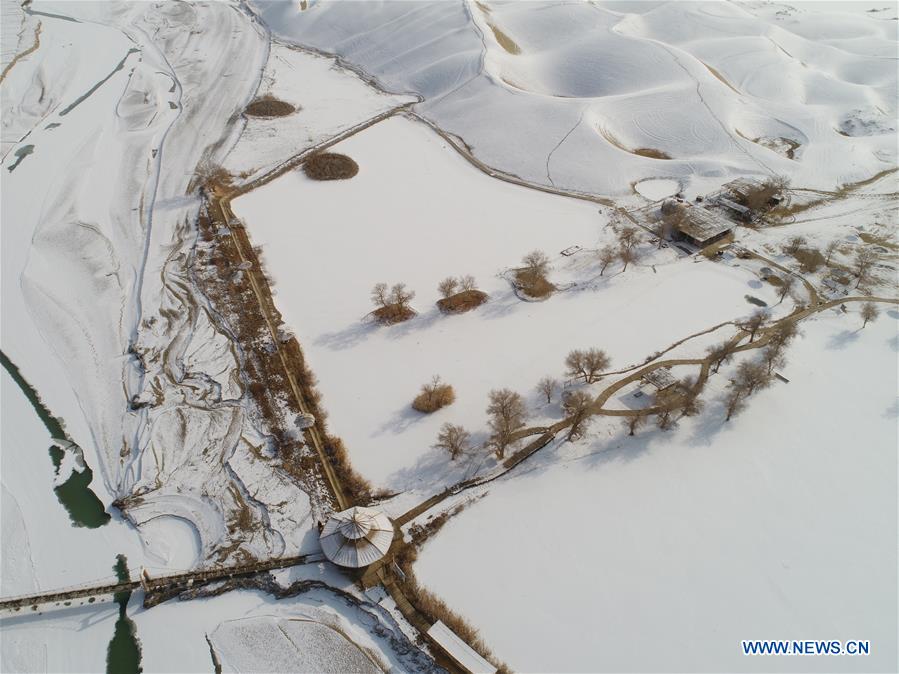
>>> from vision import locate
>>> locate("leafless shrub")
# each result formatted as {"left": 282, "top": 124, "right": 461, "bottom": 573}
{"left": 793, "top": 247, "right": 825, "bottom": 273}
{"left": 784, "top": 236, "right": 807, "bottom": 255}
{"left": 436, "top": 276, "right": 487, "bottom": 314}
{"left": 516, "top": 250, "right": 555, "bottom": 298}
{"left": 437, "top": 277, "right": 459, "bottom": 299}
{"left": 824, "top": 239, "right": 840, "bottom": 265}
{"left": 412, "top": 375, "right": 456, "bottom": 413}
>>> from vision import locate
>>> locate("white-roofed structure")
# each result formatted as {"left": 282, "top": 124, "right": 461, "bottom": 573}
{"left": 427, "top": 621, "right": 497, "bottom": 674}
{"left": 319, "top": 506, "right": 394, "bottom": 568}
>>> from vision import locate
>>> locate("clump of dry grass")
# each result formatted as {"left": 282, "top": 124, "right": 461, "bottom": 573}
{"left": 515, "top": 269, "right": 555, "bottom": 298}
{"left": 437, "top": 289, "right": 488, "bottom": 314}
{"left": 792, "top": 247, "right": 825, "bottom": 273}
{"left": 245, "top": 96, "right": 296, "bottom": 118}
{"left": 412, "top": 376, "right": 455, "bottom": 413}
{"left": 303, "top": 152, "right": 359, "bottom": 181}
{"left": 372, "top": 304, "right": 415, "bottom": 325}
{"left": 634, "top": 147, "right": 672, "bottom": 159}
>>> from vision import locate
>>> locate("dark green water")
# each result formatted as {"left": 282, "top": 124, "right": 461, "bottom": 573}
{"left": 0, "top": 350, "right": 110, "bottom": 527}
{"left": 107, "top": 555, "right": 142, "bottom": 674}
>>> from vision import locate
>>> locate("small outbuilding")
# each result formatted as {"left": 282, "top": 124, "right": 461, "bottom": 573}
{"left": 320, "top": 506, "right": 394, "bottom": 568}
{"left": 427, "top": 621, "right": 497, "bottom": 674}
{"left": 642, "top": 367, "right": 676, "bottom": 391}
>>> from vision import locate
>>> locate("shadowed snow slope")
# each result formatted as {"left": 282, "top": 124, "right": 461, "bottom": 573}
{"left": 252, "top": 0, "right": 897, "bottom": 196}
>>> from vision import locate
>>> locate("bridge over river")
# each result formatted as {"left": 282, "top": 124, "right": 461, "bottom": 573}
{"left": 0, "top": 552, "right": 322, "bottom": 616}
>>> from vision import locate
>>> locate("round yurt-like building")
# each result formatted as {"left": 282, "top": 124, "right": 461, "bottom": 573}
{"left": 319, "top": 506, "right": 394, "bottom": 568}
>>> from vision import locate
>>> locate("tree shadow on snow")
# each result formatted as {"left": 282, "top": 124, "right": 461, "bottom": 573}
{"left": 825, "top": 328, "right": 861, "bottom": 350}
{"left": 386, "top": 438, "right": 491, "bottom": 493}
{"left": 373, "top": 404, "right": 429, "bottom": 437}
{"left": 314, "top": 320, "right": 375, "bottom": 350}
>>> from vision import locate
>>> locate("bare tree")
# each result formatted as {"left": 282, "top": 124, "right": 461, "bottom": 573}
{"left": 659, "top": 205, "right": 684, "bottom": 247}
{"left": 724, "top": 386, "right": 746, "bottom": 421}
{"left": 389, "top": 283, "right": 415, "bottom": 309}
{"left": 707, "top": 341, "right": 737, "bottom": 373}
{"left": 761, "top": 343, "right": 787, "bottom": 375}
{"left": 370, "top": 282, "right": 389, "bottom": 308}
{"left": 776, "top": 275, "right": 796, "bottom": 305}
{"left": 618, "top": 225, "right": 641, "bottom": 253}
{"left": 784, "top": 235, "right": 806, "bottom": 255}
{"left": 565, "top": 348, "right": 610, "bottom": 384}
{"left": 824, "top": 239, "right": 840, "bottom": 265}
{"left": 740, "top": 310, "right": 769, "bottom": 342}
{"left": 767, "top": 320, "right": 798, "bottom": 351}
{"left": 562, "top": 390, "right": 593, "bottom": 441}
{"left": 625, "top": 414, "right": 647, "bottom": 436}
{"left": 618, "top": 245, "right": 638, "bottom": 272}
{"left": 433, "top": 423, "right": 471, "bottom": 461}
{"left": 459, "top": 274, "right": 477, "bottom": 292}
{"left": 487, "top": 389, "right": 527, "bottom": 459}
{"left": 598, "top": 245, "right": 617, "bottom": 276}
{"left": 853, "top": 248, "right": 877, "bottom": 288}
{"left": 437, "top": 277, "right": 459, "bottom": 299}
{"left": 536, "top": 376, "right": 558, "bottom": 404}
{"left": 676, "top": 376, "right": 705, "bottom": 419}
{"left": 654, "top": 387, "right": 682, "bottom": 431}
{"left": 735, "top": 360, "right": 771, "bottom": 395}
{"left": 522, "top": 250, "right": 550, "bottom": 279}
{"left": 860, "top": 301, "right": 879, "bottom": 328}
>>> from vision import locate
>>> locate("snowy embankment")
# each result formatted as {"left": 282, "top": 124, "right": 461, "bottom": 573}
{"left": 1, "top": 0, "right": 321, "bottom": 568}
{"left": 233, "top": 115, "right": 789, "bottom": 494}
{"left": 415, "top": 311, "right": 898, "bottom": 672}
{"left": 253, "top": 0, "right": 896, "bottom": 197}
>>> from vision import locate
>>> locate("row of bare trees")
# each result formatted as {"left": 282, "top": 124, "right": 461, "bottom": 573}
{"left": 433, "top": 388, "right": 528, "bottom": 461}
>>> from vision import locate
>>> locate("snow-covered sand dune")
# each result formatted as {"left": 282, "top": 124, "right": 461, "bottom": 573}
{"left": 416, "top": 312, "right": 898, "bottom": 672}
{"left": 252, "top": 0, "right": 897, "bottom": 196}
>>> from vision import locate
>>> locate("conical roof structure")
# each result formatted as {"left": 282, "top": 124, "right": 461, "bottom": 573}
{"left": 319, "top": 506, "right": 394, "bottom": 568}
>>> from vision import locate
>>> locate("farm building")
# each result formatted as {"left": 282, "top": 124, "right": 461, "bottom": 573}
{"left": 722, "top": 177, "right": 785, "bottom": 209}
{"left": 668, "top": 202, "right": 734, "bottom": 248}
{"left": 319, "top": 506, "right": 394, "bottom": 568}
{"left": 427, "top": 621, "right": 497, "bottom": 674}
{"left": 642, "top": 367, "right": 677, "bottom": 391}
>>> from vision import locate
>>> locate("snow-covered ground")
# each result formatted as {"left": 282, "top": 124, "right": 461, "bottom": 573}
{"left": 223, "top": 40, "right": 414, "bottom": 186}
{"left": 253, "top": 0, "right": 897, "bottom": 197}
{"left": 234, "top": 115, "right": 793, "bottom": 493}
{"left": 415, "top": 311, "right": 898, "bottom": 672}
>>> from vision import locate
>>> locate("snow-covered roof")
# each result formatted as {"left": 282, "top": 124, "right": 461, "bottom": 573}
{"left": 676, "top": 205, "right": 733, "bottom": 243}
{"left": 427, "top": 621, "right": 497, "bottom": 674}
{"left": 320, "top": 506, "right": 393, "bottom": 568}
{"left": 643, "top": 367, "right": 676, "bottom": 390}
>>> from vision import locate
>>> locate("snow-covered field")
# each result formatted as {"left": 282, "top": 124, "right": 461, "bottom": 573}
{"left": 234, "top": 115, "right": 791, "bottom": 493}
{"left": 416, "top": 311, "right": 898, "bottom": 672}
